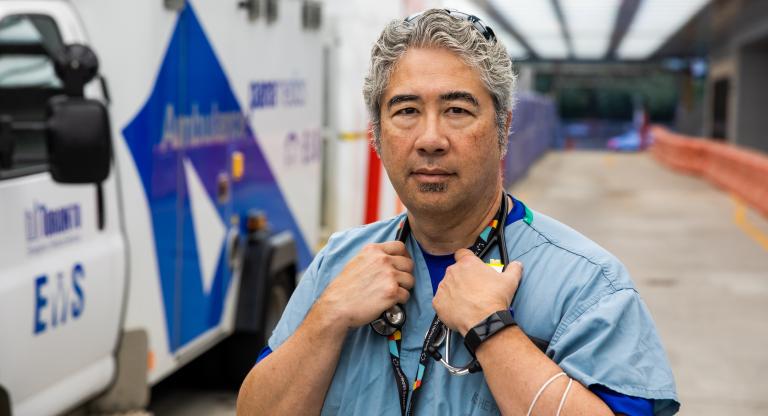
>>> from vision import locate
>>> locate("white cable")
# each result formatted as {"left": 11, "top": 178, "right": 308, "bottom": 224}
{"left": 526, "top": 372, "right": 566, "bottom": 416}
{"left": 555, "top": 377, "right": 573, "bottom": 416}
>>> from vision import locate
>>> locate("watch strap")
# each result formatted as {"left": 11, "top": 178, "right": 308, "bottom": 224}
{"left": 464, "top": 309, "right": 516, "bottom": 357}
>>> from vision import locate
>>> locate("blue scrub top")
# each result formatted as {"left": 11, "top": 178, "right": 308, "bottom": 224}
{"left": 266, "top": 201, "right": 680, "bottom": 415}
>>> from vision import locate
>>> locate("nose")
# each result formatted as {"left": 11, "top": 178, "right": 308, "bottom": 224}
{"left": 414, "top": 113, "right": 449, "bottom": 155}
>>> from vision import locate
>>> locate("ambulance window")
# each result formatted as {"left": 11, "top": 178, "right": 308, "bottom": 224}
{"left": 0, "top": 14, "right": 64, "bottom": 178}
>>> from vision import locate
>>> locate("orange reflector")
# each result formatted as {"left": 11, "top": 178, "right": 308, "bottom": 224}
{"left": 247, "top": 211, "right": 268, "bottom": 232}
{"left": 147, "top": 350, "right": 155, "bottom": 371}
{"left": 232, "top": 151, "right": 244, "bottom": 181}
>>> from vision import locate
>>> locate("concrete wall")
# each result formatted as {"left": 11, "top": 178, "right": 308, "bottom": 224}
{"left": 704, "top": 0, "right": 768, "bottom": 153}
{"left": 736, "top": 39, "right": 768, "bottom": 153}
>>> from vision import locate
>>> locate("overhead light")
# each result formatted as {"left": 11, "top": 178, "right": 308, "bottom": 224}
{"left": 489, "top": 0, "right": 569, "bottom": 59}
{"left": 561, "top": 0, "right": 621, "bottom": 59}
{"left": 618, "top": 0, "right": 710, "bottom": 59}
{"left": 442, "top": 0, "right": 529, "bottom": 59}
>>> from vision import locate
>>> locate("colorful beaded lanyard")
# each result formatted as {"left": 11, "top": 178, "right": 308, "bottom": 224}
{"left": 386, "top": 193, "right": 509, "bottom": 416}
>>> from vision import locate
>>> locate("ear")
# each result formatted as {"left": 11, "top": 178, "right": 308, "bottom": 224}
{"left": 368, "top": 122, "right": 382, "bottom": 157}
{"left": 499, "top": 110, "right": 513, "bottom": 160}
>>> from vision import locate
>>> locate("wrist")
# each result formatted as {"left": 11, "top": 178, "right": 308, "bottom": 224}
{"left": 474, "top": 324, "right": 523, "bottom": 358}
{"left": 308, "top": 297, "right": 350, "bottom": 337}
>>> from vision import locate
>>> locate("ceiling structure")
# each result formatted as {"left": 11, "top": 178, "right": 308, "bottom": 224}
{"left": 452, "top": 0, "right": 711, "bottom": 61}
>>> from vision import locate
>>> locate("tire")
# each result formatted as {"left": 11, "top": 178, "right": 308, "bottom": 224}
{"left": 261, "top": 268, "right": 294, "bottom": 342}
{"left": 218, "top": 267, "right": 294, "bottom": 389}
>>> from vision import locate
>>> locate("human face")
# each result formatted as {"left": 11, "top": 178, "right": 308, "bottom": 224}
{"left": 378, "top": 47, "right": 503, "bottom": 216}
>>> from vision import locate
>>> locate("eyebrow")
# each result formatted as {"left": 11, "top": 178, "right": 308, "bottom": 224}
{"left": 386, "top": 94, "right": 420, "bottom": 109}
{"left": 440, "top": 91, "right": 479, "bottom": 108}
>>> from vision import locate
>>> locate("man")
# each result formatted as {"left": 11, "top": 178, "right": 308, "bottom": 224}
{"left": 238, "top": 9, "right": 679, "bottom": 415}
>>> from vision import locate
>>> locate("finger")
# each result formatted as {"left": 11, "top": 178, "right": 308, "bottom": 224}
{"left": 454, "top": 248, "right": 476, "bottom": 262}
{"left": 379, "top": 241, "right": 410, "bottom": 257}
{"left": 396, "top": 287, "right": 411, "bottom": 304}
{"left": 503, "top": 260, "right": 523, "bottom": 277}
{"left": 389, "top": 255, "right": 414, "bottom": 273}
{"left": 393, "top": 270, "right": 415, "bottom": 290}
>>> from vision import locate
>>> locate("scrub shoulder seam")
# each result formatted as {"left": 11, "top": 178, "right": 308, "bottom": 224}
{"left": 518, "top": 220, "right": 623, "bottom": 292}
{"left": 550, "top": 286, "right": 639, "bottom": 346}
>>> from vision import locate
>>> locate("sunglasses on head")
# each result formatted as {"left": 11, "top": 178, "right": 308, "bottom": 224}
{"left": 404, "top": 9, "right": 497, "bottom": 43}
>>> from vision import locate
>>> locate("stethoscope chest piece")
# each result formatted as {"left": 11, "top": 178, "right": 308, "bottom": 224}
{"left": 371, "top": 304, "right": 407, "bottom": 336}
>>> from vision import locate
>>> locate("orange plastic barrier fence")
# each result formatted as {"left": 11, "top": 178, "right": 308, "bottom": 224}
{"left": 650, "top": 125, "right": 768, "bottom": 218}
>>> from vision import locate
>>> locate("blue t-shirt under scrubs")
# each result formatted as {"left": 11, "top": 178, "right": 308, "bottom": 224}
{"left": 261, "top": 198, "right": 680, "bottom": 415}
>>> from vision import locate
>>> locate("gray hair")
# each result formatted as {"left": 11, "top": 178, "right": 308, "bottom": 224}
{"left": 363, "top": 9, "right": 517, "bottom": 157}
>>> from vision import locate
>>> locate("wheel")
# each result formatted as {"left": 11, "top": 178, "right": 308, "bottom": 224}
{"left": 218, "top": 267, "right": 294, "bottom": 389}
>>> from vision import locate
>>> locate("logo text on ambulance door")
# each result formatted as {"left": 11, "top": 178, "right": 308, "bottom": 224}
{"left": 25, "top": 202, "right": 82, "bottom": 254}
{"left": 33, "top": 263, "right": 85, "bottom": 335}
{"left": 25, "top": 202, "right": 81, "bottom": 241}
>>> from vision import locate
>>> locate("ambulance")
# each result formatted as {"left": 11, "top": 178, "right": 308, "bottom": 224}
{"left": 0, "top": 0, "right": 324, "bottom": 414}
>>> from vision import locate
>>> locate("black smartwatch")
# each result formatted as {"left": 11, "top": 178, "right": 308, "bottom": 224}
{"left": 464, "top": 309, "right": 516, "bottom": 357}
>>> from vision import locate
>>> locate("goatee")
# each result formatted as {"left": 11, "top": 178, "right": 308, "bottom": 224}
{"left": 418, "top": 183, "right": 447, "bottom": 192}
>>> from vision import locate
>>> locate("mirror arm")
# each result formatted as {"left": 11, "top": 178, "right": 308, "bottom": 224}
{"left": 99, "top": 75, "right": 111, "bottom": 105}
{"left": 0, "top": 115, "right": 14, "bottom": 169}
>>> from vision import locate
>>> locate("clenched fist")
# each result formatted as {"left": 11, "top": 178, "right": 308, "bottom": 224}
{"left": 433, "top": 249, "right": 523, "bottom": 336}
{"left": 314, "top": 241, "right": 415, "bottom": 331}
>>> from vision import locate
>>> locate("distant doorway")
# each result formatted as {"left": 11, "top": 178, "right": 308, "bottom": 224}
{"left": 736, "top": 35, "right": 768, "bottom": 152}
{"left": 711, "top": 78, "right": 729, "bottom": 140}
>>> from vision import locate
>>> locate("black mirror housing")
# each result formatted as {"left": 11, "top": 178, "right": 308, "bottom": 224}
{"left": 54, "top": 44, "right": 100, "bottom": 97}
{"left": 46, "top": 97, "right": 112, "bottom": 183}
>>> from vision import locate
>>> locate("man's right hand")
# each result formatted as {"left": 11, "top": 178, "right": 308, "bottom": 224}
{"left": 314, "top": 241, "right": 414, "bottom": 331}
{"left": 238, "top": 242, "right": 412, "bottom": 415}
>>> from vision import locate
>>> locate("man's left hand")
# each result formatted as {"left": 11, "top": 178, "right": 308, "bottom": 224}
{"left": 433, "top": 249, "right": 523, "bottom": 336}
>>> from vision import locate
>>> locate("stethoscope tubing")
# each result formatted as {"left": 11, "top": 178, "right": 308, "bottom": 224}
{"left": 437, "top": 194, "right": 510, "bottom": 375}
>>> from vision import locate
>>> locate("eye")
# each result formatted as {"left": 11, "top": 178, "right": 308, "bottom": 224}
{"left": 394, "top": 107, "right": 418, "bottom": 116}
{"left": 447, "top": 107, "right": 469, "bottom": 115}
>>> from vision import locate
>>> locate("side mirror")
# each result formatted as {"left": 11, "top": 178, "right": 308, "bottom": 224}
{"left": 46, "top": 96, "right": 111, "bottom": 183}
{"left": 45, "top": 43, "right": 111, "bottom": 184}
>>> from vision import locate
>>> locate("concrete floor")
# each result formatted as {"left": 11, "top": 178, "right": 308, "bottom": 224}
{"left": 512, "top": 151, "right": 768, "bottom": 415}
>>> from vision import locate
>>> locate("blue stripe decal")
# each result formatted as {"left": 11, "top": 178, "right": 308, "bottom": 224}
{"left": 122, "top": 4, "right": 312, "bottom": 352}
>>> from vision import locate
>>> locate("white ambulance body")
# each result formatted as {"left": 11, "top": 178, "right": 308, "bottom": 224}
{"left": 0, "top": 0, "right": 323, "bottom": 414}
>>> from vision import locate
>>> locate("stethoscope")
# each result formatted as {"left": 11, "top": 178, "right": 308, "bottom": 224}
{"left": 370, "top": 192, "right": 511, "bottom": 376}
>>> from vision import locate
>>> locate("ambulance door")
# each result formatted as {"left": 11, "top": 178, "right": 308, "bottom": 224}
{"left": 0, "top": 5, "right": 126, "bottom": 416}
